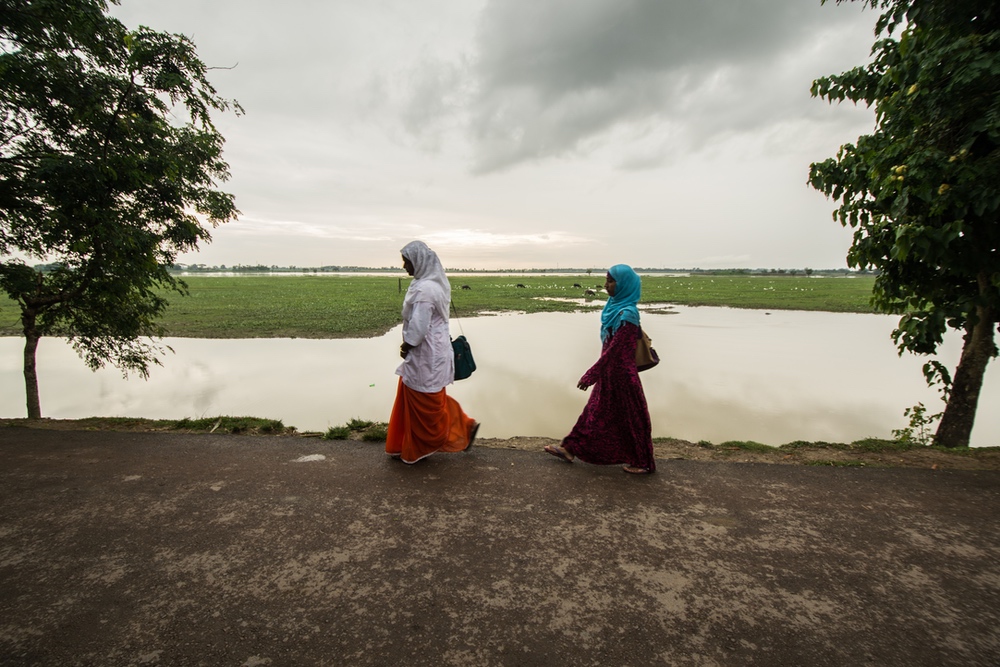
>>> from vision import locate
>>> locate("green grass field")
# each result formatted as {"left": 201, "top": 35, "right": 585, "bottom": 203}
{"left": 0, "top": 273, "right": 877, "bottom": 339}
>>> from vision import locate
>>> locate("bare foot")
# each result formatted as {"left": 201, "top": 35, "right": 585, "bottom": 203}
{"left": 544, "top": 445, "right": 574, "bottom": 463}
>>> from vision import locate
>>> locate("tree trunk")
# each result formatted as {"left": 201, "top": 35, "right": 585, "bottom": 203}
{"left": 935, "top": 301, "right": 997, "bottom": 448}
{"left": 22, "top": 314, "right": 42, "bottom": 419}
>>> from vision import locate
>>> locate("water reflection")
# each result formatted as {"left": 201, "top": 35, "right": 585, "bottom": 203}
{"left": 1, "top": 306, "right": 997, "bottom": 446}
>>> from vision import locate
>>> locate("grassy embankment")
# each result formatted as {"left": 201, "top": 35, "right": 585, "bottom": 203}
{"left": 0, "top": 273, "right": 879, "bottom": 339}
{"left": 3, "top": 414, "right": 996, "bottom": 469}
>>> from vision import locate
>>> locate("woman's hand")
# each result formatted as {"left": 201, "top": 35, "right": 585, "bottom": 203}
{"left": 400, "top": 341, "right": 415, "bottom": 359}
{"left": 577, "top": 379, "right": 593, "bottom": 391}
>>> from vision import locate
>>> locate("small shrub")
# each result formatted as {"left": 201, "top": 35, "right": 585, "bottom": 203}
{"left": 323, "top": 419, "right": 388, "bottom": 442}
{"left": 257, "top": 419, "right": 285, "bottom": 434}
{"left": 719, "top": 440, "right": 775, "bottom": 453}
{"left": 779, "top": 440, "right": 849, "bottom": 451}
{"left": 362, "top": 423, "right": 389, "bottom": 442}
{"left": 324, "top": 426, "right": 351, "bottom": 440}
{"left": 171, "top": 416, "right": 286, "bottom": 435}
{"left": 806, "top": 460, "right": 868, "bottom": 468}
{"left": 892, "top": 402, "right": 941, "bottom": 446}
{"left": 851, "top": 437, "right": 912, "bottom": 452}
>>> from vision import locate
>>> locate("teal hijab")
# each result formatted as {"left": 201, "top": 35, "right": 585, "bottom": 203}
{"left": 600, "top": 264, "right": 641, "bottom": 342}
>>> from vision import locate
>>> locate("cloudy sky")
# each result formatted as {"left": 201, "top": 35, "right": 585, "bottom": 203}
{"left": 110, "top": 0, "right": 881, "bottom": 270}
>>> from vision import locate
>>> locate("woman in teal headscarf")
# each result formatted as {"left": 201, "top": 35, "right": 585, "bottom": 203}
{"left": 544, "top": 264, "right": 655, "bottom": 474}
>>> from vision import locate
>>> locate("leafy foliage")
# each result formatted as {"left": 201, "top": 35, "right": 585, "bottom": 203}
{"left": 0, "top": 0, "right": 240, "bottom": 416}
{"left": 891, "top": 402, "right": 941, "bottom": 445}
{"left": 809, "top": 0, "right": 1000, "bottom": 447}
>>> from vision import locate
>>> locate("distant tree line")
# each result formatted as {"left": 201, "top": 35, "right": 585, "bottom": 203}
{"left": 160, "top": 264, "right": 873, "bottom": 276}
{"left": 168, "top": 264, "right": 399, "bottom": 273}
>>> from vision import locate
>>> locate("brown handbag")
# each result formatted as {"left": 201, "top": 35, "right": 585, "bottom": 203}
{"left": 635, "top": 328, "right": 660, "bottom": 372}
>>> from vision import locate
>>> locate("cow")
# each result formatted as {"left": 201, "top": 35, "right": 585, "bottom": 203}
{"left": 461, "top": 285, "right": 471, "bottom": 290}
{"left": 572, "top": 283, "right": 582, "bottom": 288}
{"left": 584, "top": 289, "right": 596, "bottom": 296}
{"left": 516, "top": 283, "right": 526, "bottom": 288}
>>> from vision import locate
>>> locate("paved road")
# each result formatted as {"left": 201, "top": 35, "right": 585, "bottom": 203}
{"left": 1, "top": 427, "right": 999, "bottom": 666}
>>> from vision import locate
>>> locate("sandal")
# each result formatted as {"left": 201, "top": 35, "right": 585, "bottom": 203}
{"left": 465, "top": 422, "right": 480, "bottom": 452}
{"left": 544, "top": 444, "right": 574, "bottom": 463}
{"left": 622, "top": 464, "right": 652, "bottom": 475}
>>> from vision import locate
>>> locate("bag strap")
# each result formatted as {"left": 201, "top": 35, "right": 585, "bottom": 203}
{"left": 450, "top": 300, "right": 466, "bottom": 337}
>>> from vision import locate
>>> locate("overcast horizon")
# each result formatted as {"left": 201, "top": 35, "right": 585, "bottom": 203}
{"left": 108, "top": 0, "right": 882, "bottom": 271}
{"left": 170, "top": 262, "right": 864, "bottom": 272}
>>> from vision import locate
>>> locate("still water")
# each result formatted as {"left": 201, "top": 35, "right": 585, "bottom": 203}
{"left": 1, "top": 306, "right": 997, "bottom": 446}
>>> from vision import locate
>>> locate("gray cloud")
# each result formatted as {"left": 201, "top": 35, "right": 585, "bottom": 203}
{"left": 105, "top": 0, "right": 882, "bottom": 270}
{"left": 414, "top": 0, "right": 880, "bottom": 172}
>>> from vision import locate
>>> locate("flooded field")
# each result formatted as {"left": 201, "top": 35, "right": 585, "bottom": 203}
{"left": 1, "top": 306, "right": 997, "bottom": 446}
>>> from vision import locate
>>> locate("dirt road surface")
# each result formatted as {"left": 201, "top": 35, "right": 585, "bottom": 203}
{"left": 1, "top": 427, "right": 998, "bottom": 666}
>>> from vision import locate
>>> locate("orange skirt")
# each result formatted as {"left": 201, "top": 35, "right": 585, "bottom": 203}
{"left": 386, "top": 378, "right": 475, "bottom": 463}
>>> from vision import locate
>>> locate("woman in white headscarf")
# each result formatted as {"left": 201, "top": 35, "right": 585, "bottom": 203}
{"left": 386, "top": 240, "right": 479, "bottom": 463}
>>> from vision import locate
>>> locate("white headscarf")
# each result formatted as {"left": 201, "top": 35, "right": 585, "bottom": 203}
{"left": 401, "top": 240, "right": 451, "bottom": 317}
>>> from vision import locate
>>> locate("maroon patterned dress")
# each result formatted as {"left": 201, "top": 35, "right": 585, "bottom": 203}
{"left": 561, "top": 321, "right": 655, "bottom": 471}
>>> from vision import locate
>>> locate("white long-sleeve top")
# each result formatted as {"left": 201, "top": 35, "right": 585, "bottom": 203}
{"left": 396, "top": 296, "right": 454, "bottom": 393}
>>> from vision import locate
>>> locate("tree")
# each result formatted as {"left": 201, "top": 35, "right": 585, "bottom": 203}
{"left": 0, "top": 0, "right": 241, "bottom": 418}
{"left": 809, "top": 0, "right": 999, "bottom": 447}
